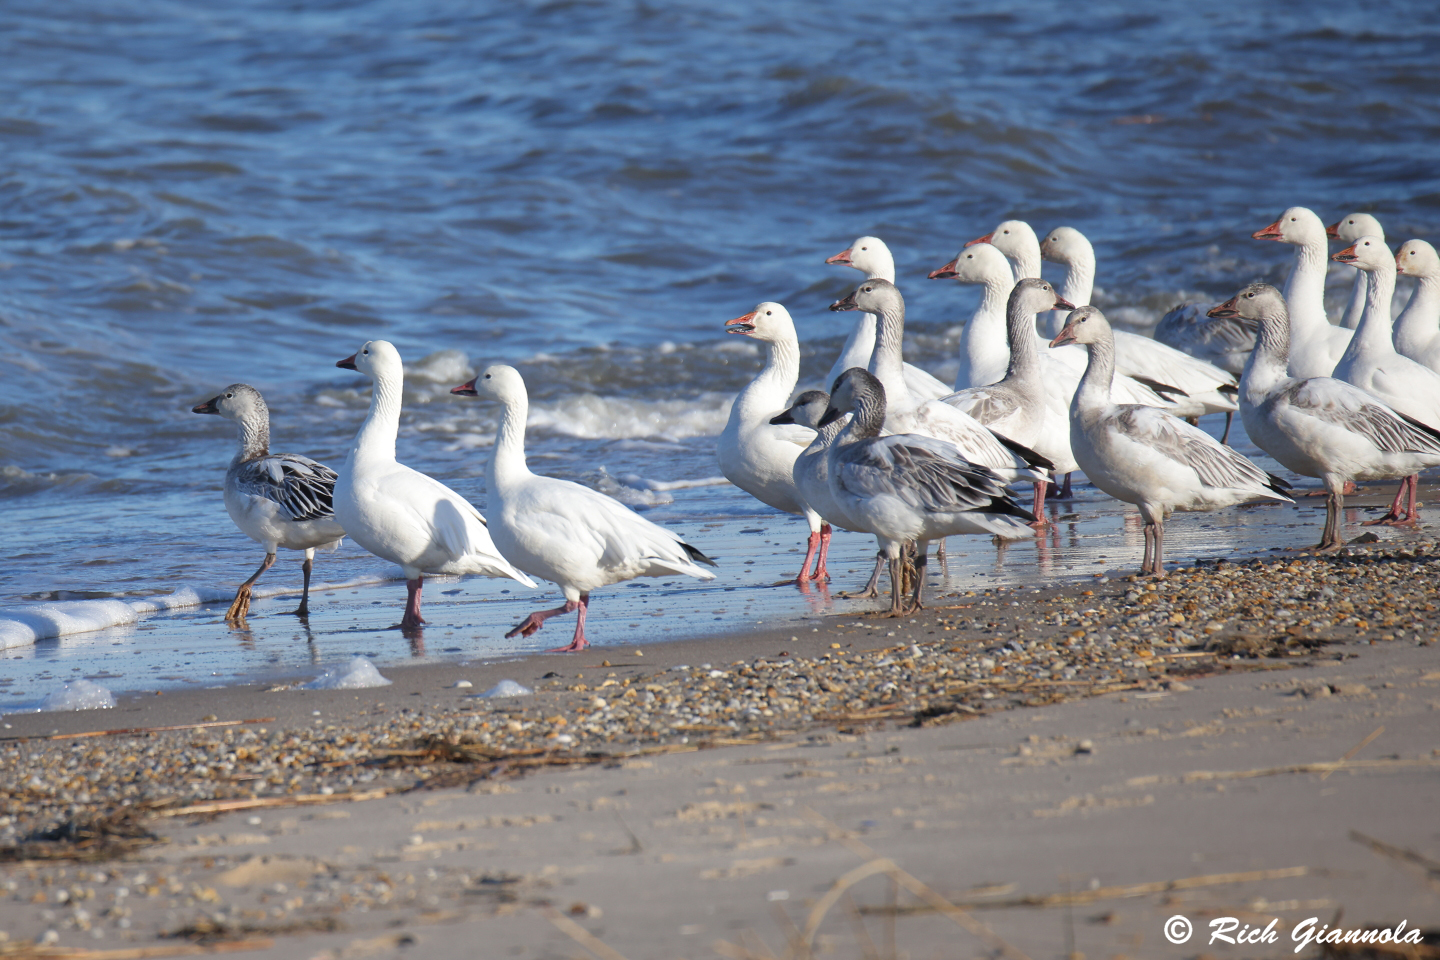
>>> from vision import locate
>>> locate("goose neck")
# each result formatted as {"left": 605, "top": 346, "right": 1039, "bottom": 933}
{"left": 1283, "top": 238, "right": 1329, "bottom": 331}
{"left": 1396, "top": 274, "right": 1440, "bottom": 355}
{"left": 1074, "top": 334, "right": 1115, "bottom": 414}
{"left": 489, "top": 393, "right": 532, "bottom": 490}
{"left": 1059, "top": 253, "right": 1095, "bottom": 308}
{"left": 232, "top": 415, "right": 270, "bottom": 465}
{"left": 733, "top": 335, "right": 800, "bottom": 426}
{"left": 1349, "top": 265, "right": 1397, "bottom": 358}
{"left": 1243, "top": 314, "right": 1291, "bottom": 398}
{"left": 1004, "top": 301, "right": 1042, "bottom": 382}
{"left": 827, "top": 312, "right": 878, "bottom": 388}
{"left": 352, "top": 373, "right": 403, "bottom": 463}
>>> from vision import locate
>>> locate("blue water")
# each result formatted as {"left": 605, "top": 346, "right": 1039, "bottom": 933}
{"left": 2, "top": 2, "right": 1438, "bottom": 693}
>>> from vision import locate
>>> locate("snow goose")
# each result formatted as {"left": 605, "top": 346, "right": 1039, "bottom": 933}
{"left": 1327, "top": 212, "right": 1386, "bottom": 329}
{"left": 965, "top": 222, "right": 1190, "bottom": 410}
{"left": 1393, "top": 239, "right": 1440, "bottom": 371}
{"left": 1038, "top": 226, "right": 1240, "bottom": 422}
{"left": 333, "top": 341, "right": 535, "bottom": 630}
{"left": 940, "top": 278, "right": 1075, "bottom": 521}
{"left": 452, "top": 365, "right": 716, "bottom": 651}
{"left": 1252, "top": 207, "right": 1352, "bottom": 378}
{"left": 1209, "top": 284, "right": 1440, "bottom": 550}
{"left": 820, "top": 369, "right": 1035, "bottom": 615}
{"left": 716, "top": 302, "right": 828, "bottom": 583}
{"left": 1049, "top": 308, "right": 1291, "bottom": 576}
{"left": 1154, "top": 302, "right": 1258, "bottom": 378}
{"left": 771, "top": 392, "right": 886, "bottom": 595}
{"left": 1330, "top": 236, "right": 1440, "bottom": 524}
{"left": 829, "top": 278, "right": 1052, "bottom": 487}
{"left": 192, "top": 384, "right": 346, "bottom": 621}
{"left": 824, "top": 236, "right": 950, "bottom": 401}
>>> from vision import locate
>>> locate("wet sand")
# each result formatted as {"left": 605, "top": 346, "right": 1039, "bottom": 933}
{"left": 3, "top": 530, "right": 1440, "bottom": 957}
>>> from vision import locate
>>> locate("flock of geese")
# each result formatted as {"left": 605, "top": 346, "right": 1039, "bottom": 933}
{"left": 193, "top": 206, "right": 1440, "bottom": 639}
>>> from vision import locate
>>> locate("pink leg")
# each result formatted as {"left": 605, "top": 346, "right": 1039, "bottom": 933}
{"left": 400, "top": 577, "right": 427, "bottom": 630}
{"left": 795, "top": 530, "right": 821, "bottom": 583}
{"left": 548, "top": 594, "right": 590, "bottom": 652}
{"left": 1030, "top": 480, "right": 1048, "bottom": 530}
{"left": 811, "top": 524, "right": 832, "bottom": 582}
{"left": 1405, "top": 474, "right": 1422, "bottom": 523}
{"left": 507, "top": 599, "right": 579, "bottom": 639}
{"left": 1364, "top": 475, "right": 1416, "bottom": 526}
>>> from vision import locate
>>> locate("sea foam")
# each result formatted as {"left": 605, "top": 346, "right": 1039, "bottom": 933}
{"left": 302, "top": 657, "right": 393, "bottom": 690}
{"left": 37, "top": 679, "right": 116, "bottom": 712}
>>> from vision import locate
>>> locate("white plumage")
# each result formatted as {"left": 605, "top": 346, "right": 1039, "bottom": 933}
{"left": 1327, "top": 211, "right": 1386, "bottom": 330}
{"left": 1251, "top": 206, "right": 1353, "bottom": 378}
{"left": 1394, "top": 239, "right": 1440, "bottom": 372}
{"left": 332, "top": 340, "right": 535, "bottom": 631}
{"left": 192, "top": 383, "right": 345, "bottom": 621}
{"left": 452, "top": 365, "right": 716, "bottom": 652}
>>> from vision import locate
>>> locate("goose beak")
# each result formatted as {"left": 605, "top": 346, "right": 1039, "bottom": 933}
{"left": 1049, "top": 326, "right": 1078, "bottom": 348}
{"left": 964, "top": 233, "right": 993, "bottom": 248}
{"left": 1332, "top": 243, "right": 1359, "bottom": 264}
{"left": 1207, "top": 297, "right": 1240, "bottom": 319}
{"left": 1053, "top": 296, "right": 1076, "bottom": 310}
{"left": 1325, "top": 220, "right": 1342, "bottom": 240}
{"left": 817, "top": 406, "right": 843, "bottom": 427}
{"left": 928, "top": 258, "right": 959, "bottom": 280}
{"left": 769, "top": 409, "right": 796, "bottom": 426}
{"left": 725, "top": 312, "right": 757, "bottom": 335}
{"left": 1396, "top": 252, "right": 1407, "bottom": 275}
{"left": 1252, "top": 219, "right": 1284, "bottom": 241}
{"left": 336, "top": 354, "right": 358, "bottom": 370}
{"left": 825, "top": 248, "right": 853, "bottom": 266}
{"left": 191, "top": 396, "right": 221, "bottom": 415}
{"left": 829, "top": 291, "right": 860, "bottom": 312}
{"left": 451, "top": 378, "right": 478, "bottom": 397}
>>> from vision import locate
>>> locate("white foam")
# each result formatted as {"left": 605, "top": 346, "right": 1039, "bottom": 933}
{"left": 302, "top": 657, "right": 393, "bottom": 690}
{"left": 37, "top": 679, "right": 116, "bottom": 712}
{"left": 0, "top": 576, "right": 392, "bottom": 652}
{"left": 527, "top": 391, "right": 733, "bottom": 441}
{"left": 478, "top": 679, "right": 532, "bottom": 698}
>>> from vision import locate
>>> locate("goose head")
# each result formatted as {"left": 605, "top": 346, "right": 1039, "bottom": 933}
{"left": 966, "top": 219, "right": 1037, "bottom": 254}
{"left": 452, "top": 363, "right": 527, "bottom": 404}
{"left": 1208, "top": 282, "right": 1285, "bottom": 322}
{"left": 830, "top": 278, "right": 902, "bottom": 316}
{"left": 1252, "top": 207, "right": 1326, "bottom": 245}
{"left": 770, "top": 390, "right": 831, "bottom": 429}
{"left": 1327, "top": 212, "right": 1385, "bottom": 243}
{"left": 927, "top": 241, "right": 1011, "bottom": 283}
{"left": 724, "top": 301, "right": 797, "bottom": 343}
{"left": 1038, "top": 226, "right": 1093, "bottom": 266}
{"left": 191, "top": 382, "right": 266, "bottom": 421}
{"left": 1049, "top": 305, "right": 1110, "bottom": 348}
{"left": 1396, "top": 239, "right": 1440, "bottom": 279}
{"left": 819, "top": 367, "right": 884, "bottom": 427}
{"left": 1332, "top": 235, "right": 1393, "bottom": 274}
{"left": 1012, "top": 277, "right": 1075, "bottom": 316}
{"left": 336, "top": 340, "right": 403, "bottom": 382}
{"left": 825, "top": 236, "right": 894, "bottom": 280}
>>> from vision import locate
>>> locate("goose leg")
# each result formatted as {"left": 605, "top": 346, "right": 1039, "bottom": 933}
{"left": 507, "top": 599, "right": 580, "bottom": 639}
{"left": 1139, "top": 525, "right": 1152, "bottom": 577}
{"left": 1219, "top": 411, "right": 1234, "bottom": 446}
{"left": 292, "top": 550, "right": 315, "bottom": 617}
{"left": 1150, "top": 522, "right": 1166, "bottom": 578}
{"left": 1365, "top": 475, "right": 1418, "bottom": 527}
{"left": 1318, "top": 486, "right": 1346, "bottom": 552}
{"left": 1405, "top": 474, "right": 1421, "bottom": 523}
{"left": 856, "top": 551, "right": 885, "bottom": 598}
{"left": 401, "top": 577, "right": 427, "bottom": 630}
{"left": 811, "top": 524, "right": 832, "bottom": 582}
{"left": 227, "top": 552, "right": 276, "bottom": 622}
{"left": 794, "top": 530, "right": 822, "bottom": 584}
{"left": 1059, "top": 472, "right": 1074, "bottom": 499}
{"left": 1030, "top": 480, "right": 1048, "bottom": 529}
{"left": 547, "top": 594, "right": 590, "bottom": 653}
{"left": 906, "top": 543, "right": 929, "bottom": 613}
{"left": 887, "top": 554, "right": 905, "bottom": 617}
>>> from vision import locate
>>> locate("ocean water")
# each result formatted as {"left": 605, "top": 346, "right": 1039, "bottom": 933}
{"left": 2, "top": 2, "right": 1438, "bottom": 699}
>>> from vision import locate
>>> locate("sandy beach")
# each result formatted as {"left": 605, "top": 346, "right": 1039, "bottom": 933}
{"left": 4, "top": 537, "right": 1440, "bottom": 959}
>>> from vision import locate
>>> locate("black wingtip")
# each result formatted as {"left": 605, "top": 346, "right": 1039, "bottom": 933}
{"left": 682, "top": 541, "right": 718, "bottom": 567}
{"left": 1131, "top": 375, "right": 1191, "bottom": 400}
{"left": 988, "top": 429, "right": 1056, "bottom": 472}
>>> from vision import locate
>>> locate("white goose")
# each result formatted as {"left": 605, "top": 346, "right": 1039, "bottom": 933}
{"left": 715, "top": 302, "right": 827, "bottom": 583}
{"left": 821, "top": 368, "right": 1035, "bottom": 615}
{"left": 1050, "top": 307, "right": 1291, "bottom": 577}
{"left": 193, "top": 384, "right": 345, "bottom": 621}
{"left": 829, "top": 278, "right": 1052, "bottom": 487}
{"left": 941, "top": 278, "right": 1075, "bottom": 520}
{"left": 1330, "top": 236, "right": 1440, "bottom": 525}
{"left": 966, "top": 221, "right": 1192, "bottom": 409}
{"left": 1252, "top": 207, "right": 1352, "bottom": 378}
{"left": 333, "top": 341, "right": 535, "bottom": 630}
{"left": 452, "top": 365, "right": 716, "bottom": 652}
{"left": 1211, "top": 284, "right": 1440, "bottom": 550}
{"left": 1038, "top": 225, "right": 1241, "bottom": 421}
{"left": 1394, "top": 239, "right": 1440, "bottom": 372}
{"left": 1326, "top": 212, "right": 1385, "bottom": 330}
{"left": 824, "top": 236, "right": 951, "bottom": 401}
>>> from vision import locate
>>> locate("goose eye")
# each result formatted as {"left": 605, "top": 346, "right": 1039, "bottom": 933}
{"left": 765, "top": 310, "right": 772, "bottom": 315}
{"left": 966, "top": 254, "right": 973, "bottom": 259}
{"left": 860, "top": 246, "right": 867, "bottom": 251}
{"left": 225, "top": 393, "right": 233, "bottom": 398}
{"left": 484, "top": 373, "right": 491, "bottom": 379}
{"left": 1002, "top": 229, "right": 1010, "bottom": 235}
{"left": 362, "top": 349, "right": 369, "bottom": 355}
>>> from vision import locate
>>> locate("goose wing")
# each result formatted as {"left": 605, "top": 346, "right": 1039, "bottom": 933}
{"left": 233, "top": 454, "right": 338, "bottom": 522}
{"left": 835, "top": 434, "right": 1012, "bottom": 514}
{"left": 1113, "top": 406, "right": 1289, "bottom": 494}
{"left": 1286, "top": 379, "right": 1440, "bottom": 455}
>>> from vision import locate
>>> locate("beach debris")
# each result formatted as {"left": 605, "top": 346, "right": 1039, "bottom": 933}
{"left": 302, "top": 657, "right": 392, "bottom": 690}
{"left": 37, "top": 679, "right": 116, "bottom": 712}
{"left": 479, "top": 679, "right": 533, "bottom": 698}
{"left": 453, "top": 680, "right": 473, "bottom": 688}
